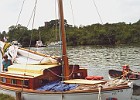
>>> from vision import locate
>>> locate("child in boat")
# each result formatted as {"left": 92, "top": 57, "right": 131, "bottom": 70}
{"left": 122, "top": 64, "right": 133, "bottom": 79}
{"left": 2, "top": 54, "right": 13, "bottom": 71}
{"left": 122, "top": 64, "right": 140, "bottom": 79}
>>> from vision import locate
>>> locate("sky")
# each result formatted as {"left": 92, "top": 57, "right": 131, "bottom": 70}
{"left": 0, "top": 0, "right": 140, "bottom": 32}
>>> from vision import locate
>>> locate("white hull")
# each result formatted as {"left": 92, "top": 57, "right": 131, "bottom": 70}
{"left": 0, "top": 88, "right": 133, "bottom": 100}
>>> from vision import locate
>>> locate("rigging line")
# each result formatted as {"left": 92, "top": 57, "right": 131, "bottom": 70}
{"left": 70, "top": 0, "right": 75, "bottom": 26}
{"left": 15, "top": 0, "right": 36, "bottom": 42}
{"left": 55, "top": 0, "right": 59, "bottom": 41}
{"left": 55, "top": 0, "right": 62, "bottom": 57}
{"left": 92, "top": 0, "right": 113, "bottom": 46}
{"left": 47, "top": 0, "right": 62, "bottom": 57}
{"left": 92, "top": 0, "right": 114, "bottom": 59}
{"left": 31, "top": 0, "right": 38, "bottom": 30}
{"left": 26, "top": 7, "right": 35, "bottom": 28}
{"left": 16, "top": 0, "right": 26, "bottom": 26}
{"left": 13, "top": 0, "right": 26, "bottom": 91}
{"left": 92, "top": 0, "right": 103, "bottom": 24}
{"left": 55, "top": 0, "right": 63, "bottom": 57}
{"left": 24, "top": 0, "right": 38, "bottom": 71}
{"left": 28, "top": 0, "right": 38, "bottom": 48}
{"left": 15, "top": 0, "right": 26, "bottom": 42}
{"left": 24, "top": 0, "right": 38, "bottom": 74}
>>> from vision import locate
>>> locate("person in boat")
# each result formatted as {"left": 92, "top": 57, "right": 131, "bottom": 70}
{"left": 122, "top": 64, "right": 139, "bottom": 79}
{"left": 2, "top": 54, "right": 13, "bottom": 72}
{"left": 122, "top": 64, "right": 133, "bottom": 79}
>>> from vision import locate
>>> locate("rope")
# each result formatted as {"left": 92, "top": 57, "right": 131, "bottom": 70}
{"left": 28, "top": 0, "right": 38, "bottom": 48}
{"left": 16, "top": 0, "right": 26, "bottom": 26}
{"left": 15, "top": 0, "right": 26, "bottom": 42}
{"left": 92, "top": 0, "right": 103, "bottom": 24}
{"left": 69, "top": 0, "right": 75, "bottom": 26}
{"left": 15, "top": 0, "right": 39, "bottom": 95}
{"left": 46, "top": 64, "right": 75, "bottom": 78}
{"left": 97, "top": 84, "right": 102, "bottom": 100}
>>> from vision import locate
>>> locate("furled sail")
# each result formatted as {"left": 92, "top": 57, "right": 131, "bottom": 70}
{"left": 0, "top": 41, "right": 60, "bottom": 65}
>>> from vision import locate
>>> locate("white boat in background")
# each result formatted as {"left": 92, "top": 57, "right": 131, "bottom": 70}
{"left": 35, "top": 30, "right": 46, "bottom": 47}
{"left": 11, "top": 40, "right": 22, "bottom": 47}
{"left": 35, "top": 40, "right": 46, "bottom": 47}
{"left": 47, "top": 41, "right": 62, "bottom": 47}
{"left": 0, "top": 0, "right": 133, "bottom": 100}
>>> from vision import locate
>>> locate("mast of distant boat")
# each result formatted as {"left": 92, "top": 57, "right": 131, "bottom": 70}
{"left": 58, "top": 0, "right": 69, "bottom": 80}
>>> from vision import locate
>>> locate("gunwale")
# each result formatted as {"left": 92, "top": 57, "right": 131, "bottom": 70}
{"left": 0, "top": 83, "right": 130, "bottom": 94}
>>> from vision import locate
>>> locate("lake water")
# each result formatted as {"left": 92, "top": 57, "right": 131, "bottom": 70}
{"left": 31, "top": 45, "right": 140, "bottom": 77}
{"left": 31, "top": 45, "right": 140, "bottom": 99}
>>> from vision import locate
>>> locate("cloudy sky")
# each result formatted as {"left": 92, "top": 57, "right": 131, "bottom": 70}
{"left": 0, "top": 0, "right": 140, "bottom": 32}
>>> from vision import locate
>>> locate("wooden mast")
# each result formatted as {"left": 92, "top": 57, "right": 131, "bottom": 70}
{"left": 58, "top": 0, "right": 69, "bottom": 80}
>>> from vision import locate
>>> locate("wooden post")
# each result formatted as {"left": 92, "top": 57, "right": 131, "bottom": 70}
{"left": 16, "top": 91, "right": 22, "bottom": 100}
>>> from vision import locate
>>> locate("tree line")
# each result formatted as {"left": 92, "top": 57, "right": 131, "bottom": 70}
{"left": 0, "top": 19, "right": 140, "bottom": 47}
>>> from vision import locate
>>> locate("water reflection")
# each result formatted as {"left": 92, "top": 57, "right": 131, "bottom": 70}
{"left": 132, "top": 86, "right": 140, "bottom": 100}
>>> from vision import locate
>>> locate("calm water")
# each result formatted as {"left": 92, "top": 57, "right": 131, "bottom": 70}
{"left": 31, "top": 45, "right": 140, "bottom": 100}
{"left": 31, "top": 45, "right": 140, "bottom": 77}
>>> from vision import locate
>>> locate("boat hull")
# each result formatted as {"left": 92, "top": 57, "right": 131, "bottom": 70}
{"left": 0, "top": 87, "right": 132, "bottom": 100}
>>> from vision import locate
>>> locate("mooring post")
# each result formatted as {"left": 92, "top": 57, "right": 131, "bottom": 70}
{"left": 16, "top": 91, "right": 22, "bottom": 100}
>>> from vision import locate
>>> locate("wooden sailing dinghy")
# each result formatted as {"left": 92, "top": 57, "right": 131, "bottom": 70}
{"left": 109, "top": 69, "right": 140, "bottom": 86}
{"left": 0, "top": 0, "right": 133, "bottom": 100}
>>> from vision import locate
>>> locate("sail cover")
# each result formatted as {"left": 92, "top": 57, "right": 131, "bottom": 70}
{"left": 37, "top": 80, "right": 78, "bottom": 92}
{"left": 1, "top": 43, "right": 59, "bottom": 65}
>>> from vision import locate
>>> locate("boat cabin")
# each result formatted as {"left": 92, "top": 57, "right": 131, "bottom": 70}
{"left": 0, "top": 64, "right": 87, "bottom": 90}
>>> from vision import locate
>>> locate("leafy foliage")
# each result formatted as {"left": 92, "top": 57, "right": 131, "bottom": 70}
{"left": 1, "top": 19, "right": 140, "bottom": 46}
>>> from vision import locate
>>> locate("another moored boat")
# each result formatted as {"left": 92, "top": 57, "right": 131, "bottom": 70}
{"left": 109, "top": 69, "right": 140, "bottom": 86}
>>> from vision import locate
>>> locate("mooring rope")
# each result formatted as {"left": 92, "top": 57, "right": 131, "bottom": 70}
{"left": 97, "top": 84, "right": 102, "bottom": 100}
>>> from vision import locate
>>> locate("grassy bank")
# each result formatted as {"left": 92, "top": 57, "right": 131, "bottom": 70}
{"left": 0, "top": 93, "right": 15, "bottom": 100}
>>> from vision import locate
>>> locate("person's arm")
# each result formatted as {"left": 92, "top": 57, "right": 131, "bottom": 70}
{"left": 2, "top": 62, "right": 4, "bottom": 71}
{"left": 10, "top": 60, "right": 13, "bottom": 65}
{"left": 131, "top": 69, "right": 139, "bottom": 74}
{"left": 129, "top": 69, "right": 136, "bottom": 74}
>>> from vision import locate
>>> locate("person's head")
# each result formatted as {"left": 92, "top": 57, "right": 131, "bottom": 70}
{"left": 3, "top": 54, "right": 8, "bottom": 59}
{"left": 123, "top": 64, "right": 129, "bottom": 70}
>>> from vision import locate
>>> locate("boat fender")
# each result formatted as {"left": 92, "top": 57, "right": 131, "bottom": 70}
{"left": 85, "top": 76, "right": 103, "bottom": 80}
{"left": 128, "top": 81, "right": 133, "bottom": 88}
{"left": 106, "top": 97, "right": 117, "bottom": 100}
